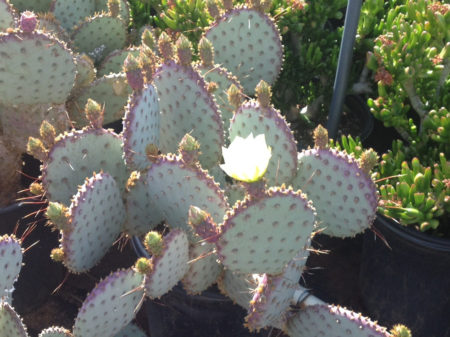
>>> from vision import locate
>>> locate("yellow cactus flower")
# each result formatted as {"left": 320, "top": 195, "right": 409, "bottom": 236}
{"left": 220, "top": 133, "right": 272, "bottom": 183}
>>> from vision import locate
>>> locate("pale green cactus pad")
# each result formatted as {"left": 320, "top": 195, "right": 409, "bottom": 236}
{"left": 42, "top": 128, "right": 127, "bottom": 205}
{"left": 0, "top": 0, "right": 15, "bottom": 31}
{"left": 224, "top": 183, "right": 246, "bottom": 208}
{"left": 204, "top": 8, "right": 283, "bottom": 95}
{"left": 71, "top": 14, "right": 127, "bottom": 63}
{"left": 0, "top": 301, "right": 28, "bottom": 337}
{"left": 50, "top": 0, "right": 96, "bottom": 32}
{"left": 38, "top": 327, "right": 73, "bottom": 337}
{"left": 284, "top": 304, "right": 390, "bottom": 337}
{"left": 73, "top": 268, "right": 145, "bottom": 337}
{"left": 114, "top": 323, "right": 147, "bottom": 337}
{"left": 71, "top": 53, "right": 96, "bottom": 95}
{"left": 246, "top": 249, "right": 310, "bottom": 331}
{"left": 68, "top": 73, "right": 132, "bottom": 127}
{"left": 95, "top": 0, "right": 130, "bottom": 24}
{"left": 217, "top": 270, "right": 259, "bottom": 309}
{"left": 0, "top": 31, "right": 76, "bottom": 105}
{"left": 229, "top": 100, "right": 298, "bottom": 186}
{"left": 146, "top": 155, "right": 229, "bottom": 239}
{"left": 196, "top": 64, "right": 242, "bottom": 142}
{"left": 182, "top": 242, "right": 222, "bottom": 295}
{"left": 217, "top": 187, "right": 316, "bottom": 274}
{"left": 292, "top": 148, "right": 378, "bottom": 237}
{"left": 124, "top": 171, "right": 164, "bottom": 236}
{"left": 60, "top": 172, "right": 125, "bottom": 273}
{"left": 153, "top": 61, "right": 223, "bottom": 169}
{"left": 144, "top": 229, "right": 189, "bottom": 299}
{"left": 98, "top": 48, "right": 140, "bottom": 77}
{"left": 36, "top": 13, "right": 71, "bottom": 42}
{"left": 123, "top": 84, "right": 160, "bottom": 171}
{"left": 0, "top": 235, "right": 22, "bottom": 298}
{"left": 9, "top": 0, "right": 52, "bottom": 12}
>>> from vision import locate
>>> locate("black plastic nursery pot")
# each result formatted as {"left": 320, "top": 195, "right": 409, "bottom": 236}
{"left": 360, "top": 214, "right": 450, "bottom": 337}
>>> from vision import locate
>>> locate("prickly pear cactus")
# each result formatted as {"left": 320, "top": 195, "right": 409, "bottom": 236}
{"left": 50, "top": 0, "right": 96, "bottom": 32}
{"left": 38, "top": 327, "right": 72, "bottom": 337}
{"left": 217, "top": 270, "right": 259, "bottom": 309}
{"left": 0, "top": 301, "right": 28, "bottom": 337}
{"left": 72, "top": 268, "right": 144, "bottom": 337}
{"left": 0, "top": 0, "right": 16, "bottom": 31}
{"left": 216, "top": 187, "right": 315, "bottom": 274}
{"left": 71, "top": 53, "right": 96, "bottom": 95}
{"left": 95, "top": 0, "right": 130, "bottom": 24}
{"left": 284, "top": 304, "right": 390, "bottom": 337}
{"left": 35, "top": 13, "right": 71, "bottom": 42}
{"left": 123, "top": 83, "right": 160, "bottom": 171}
{"left": 0, "top": 235, "right": 23, "bottom": 298}
{"left": 204, "top": 7, "right": 283, "bottom": 94}
{"left": 98, "top": 48, "right": 140, "bottom": 77}
{"left": 9, "top": 0, "right": 52, "bottom": 12}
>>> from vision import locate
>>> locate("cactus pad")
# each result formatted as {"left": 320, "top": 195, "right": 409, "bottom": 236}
{"left": 204, "top": 8, "right": 283, "bottom": 94}
{"left": 146, "top": 155, "right": 229, "bottom": 238}
{"left": 73, "top": 268, "right": 145, "bottom": 337}
{"left": 0, "top": 235, "right": 23, "bottom": 298}
{"left": 0, "top": 301, "right": 28, "bottom": 337}
{"left": 292, "top": 148, "right": 378, "bottom": 237}
{"left": 153, "top": 61, "right": 223, "bottom": 169}
{"left": 144, "top": 229, "right": 189, "bottom": 299}
{"left": 95, "top": 0, "right": 130, "bottom": 24}
{"left": 98, "top": 48, "right": 140, "bottom": 77}
{"left": 68, "top": 73, "right": 131, "bottom": 127}
{"left": 114, "top": 323, "right": 147, "bottom": 337}
{"left": 217, "top": 187, "right": 316, "bottom": 274}
{"left": 284, "top": 304, "right": 390, "bottom": 337}
{"left": 217, "top": 270, "right": 259, "bottom": 309}
{"left": 59, "top": 172, "right": 125, "bottom": 273}
{"left": 42, "top": 128, "right": 127, "bottom": 205}
{"left": 50, "top": 0, "right": 96, "bottom": 32}
{"left": 229, "top": 100, "right": 297, "bottom": 186}
{"left": 9, "top": 0, "right": 52, "bottom": 12}
{"left": 123, "top": 84, "right": 160, "bottom": 171}
{"left": 0, "top": 0, "right": 15, "bottom": 31}
{"left": 71, "top": 53, "right": 96, "bottom": 95}
{"left": 0, "top": 31, "right": 76, "bottom": 105}
{"left": 38, "top": 327, "right": 73, "bottom": 337}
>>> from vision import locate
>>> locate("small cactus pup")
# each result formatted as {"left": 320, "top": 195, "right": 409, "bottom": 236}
{"left": 204, "top": 0, "right": 283, "bottom": 94}
{"left": 153, "top": 35, "right": 223, "bottom": 169}
{"left": 38, "top": 327, "right": 72, "bottom": 337}
{"left": 72, "top": 267, "right": 145, "bottom": 337}
{"left": 0, "top": 235, "right": 23, "bottom": 299}
{"left": 0, "top": 300, "right": 28, "bottom": 337}
{"left": 47, "top": 172, "right": 126, "bottom": 273}
{"left": 97, "top": 47, "right": 140, "bottom": 77}
{"left": 291, "top": 125, "right": 379, "bottom": 238}
{"left": 229, "top": 80, "right": 298, "bottom": 186}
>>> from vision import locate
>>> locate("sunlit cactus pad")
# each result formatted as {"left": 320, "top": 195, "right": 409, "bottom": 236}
{"left": 38, "top": 327, "right": 73, "bottom": 337}
{"left": 153, "top": 60, "right": 223, "bottom": 169}
{"left": 182, "top": 242, "right": 222, "bottom": 295}
{"left": 71, "top": 53, "right": 96, "bottom": 94}
{"left": 205, "top": 7, "right": 283, "bottom": 94}
{"left": 217, "top": 187, "right": 315, "bottom": 274}
{"left": 0, "top": 235, "right": 22, "bottom": 297}
{"left": 292, "top": 148, "right": 378, "bottom": 237}
{"left": 0, "top": 300, "right": 28, "bottom": 337}
{"left": 98, "top": 48, "right": 140, "bottom": 77}
{"left": 68, "top": 73, "right": 132, "bottom": 127}
{"left": 114, "top": 323, "right": 147, "bottom": 337}
{"left": 95, "top": 0, "right": 130, "bottom": 24}
{"left": 50, "top": 0, "right": 96, "bottom": 31}
{"left": 0, "top": 0, "right": 15, "bottom": 31}
{"left": 42, "top": 128, "right": 127, "bottom": 205}
{"left": 60, "top": 172, "right": 125, "bottom": 273}
{"left": 0, "top": 31, "right": 76, "bottom": 105}
{"left": 123, "top": 83, "right": 160, "bottom": 171}
{"left": 146, "top": 155, "right": 228, "bottom": 238}
{"left": 217, "top": 270, "right": 258, "bottom": 309}
{"left": 73, "top": 268, "right": 144, "bottom": 337}
{"left": 229, "top": 100, "right": 297, "bottom": 186}
{"left": 284, "top": 304, "right": 390, "bottom": 337}
{"left": 9, "top": 0, "right": 52, "bottom": 12}
{"left": 36, "top": 13, "right": 71, "bottom": 42}
{"left": 71, "top": 14, "right": 127, "bottom": 63}
{"left": 144, "top": 229, "right": 189, "bottom": 299}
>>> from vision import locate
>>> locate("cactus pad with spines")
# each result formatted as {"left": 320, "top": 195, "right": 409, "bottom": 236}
{"left": 204, "top": 7, "right": 283, "bottom": 94}
{"left": 68, "top": 73, "right": 132, "bottom": 127}
{"left": 9, "top": 0, "right": 52, "bottom": 12}
{"left": 153, "top": 60, "right": 223, "bottom": 169}
{"left": 229, "top": 100, "right": 298, "bottom": 186}
{"left": 35, "top": 13, "right": 71, "bottom": 42}
{"left": 0, "top": 0, "right": 15, "bottom": 31}
{"left": 95, "top": 0, "right": 130, "bottom": 24}
{"left": 0, "top": 301, "right": 28, "bottom": 337}
{"left": 216, "top": 187, "right": 316, "bottom": 274}
{"left": 144, "top": 229, "right": 189, "bottom": 299}
{"left": 73, "top": 268, "right": 144, "bottom": 337}
{"left": 284, "top": 304, "right": 390, "bottom": 337}
{"left": 114, "top": 323, "right": 147, "bottom": 337}
{"left": 123, "top": 84, "right": 160, "bottom": 171}
{"left": 71, "top": 53, "right": 96, "bottom": 95}
{"left": 71, "top": 14, "right": 127, "bottom": 63}
{"left": 182, "top": 242, "right": 222, "bottom": 294}
{"left": 38, "top": 327, "right": 73, "bottom": 337}
{"left": 0, "top": 30, "right": 76, "bottom": 106}
{"left": 59, "top": 172, "right": 125, "bottom": 273}
{"left": 42, "top": 128, "right": 127, "bottom": 205}
{"left": 97, "top": 48, "right": 140, "bottom": 77}
{"left": 217, "top": 270, "right": 259, "bottom": 309}
{"left": 0, "top": 235, "right": 23, "bottom": 298}
{"left": 146, "top": 155, "right": 229, "bottom": 239}
{"left": 50, "top": 0, "right": 96, "bottom": 32}
{"left": 292, "top": 148, "right": 378, "bottom": 237}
